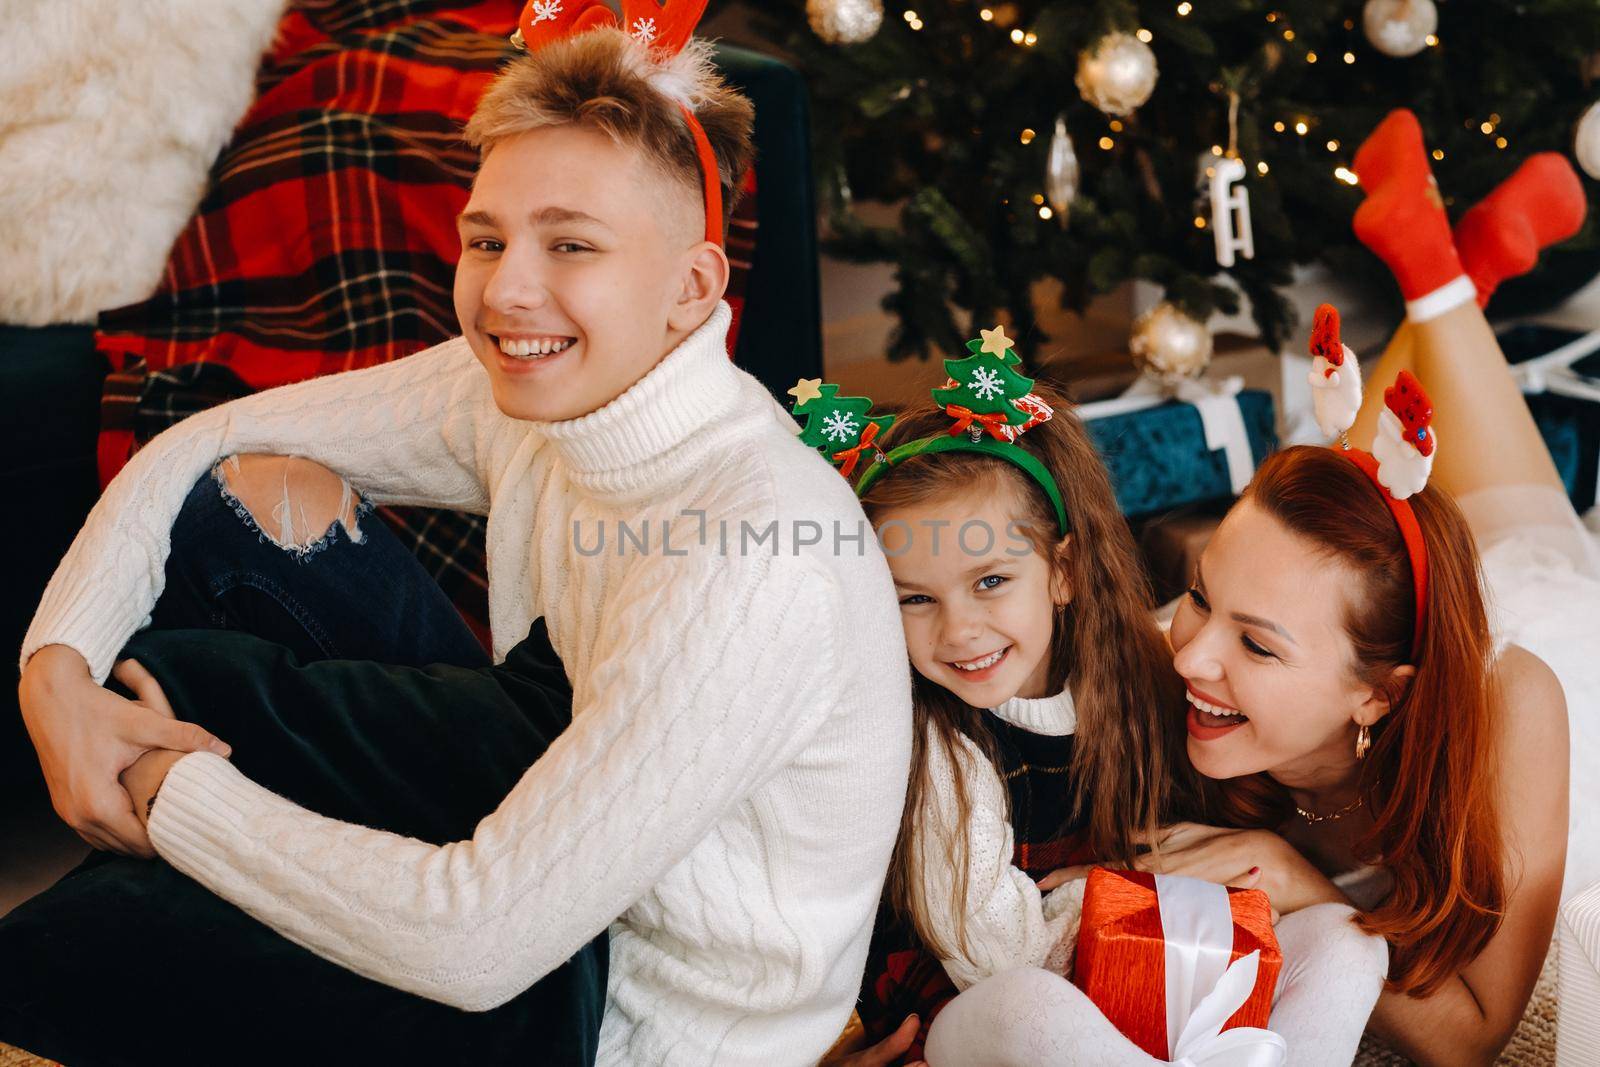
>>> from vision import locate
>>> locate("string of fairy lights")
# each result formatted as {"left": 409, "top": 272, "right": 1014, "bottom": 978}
{"left": 886, "top": 1, "right": 1523, "bottom": 221}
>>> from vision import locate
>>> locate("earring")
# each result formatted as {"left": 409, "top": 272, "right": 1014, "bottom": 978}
{"left": 1355, "top": 724, "right": 1372, "bottom": 761}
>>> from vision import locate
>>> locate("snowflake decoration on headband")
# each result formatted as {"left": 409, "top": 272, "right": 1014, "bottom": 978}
{"left": 789, "top": 379, "right": 896, "bottom": 478}
{"left": 531, "top": 1, "right": 562, "bottom": 24}
{"left": 969, "top": 366, "right": 1005, "bottom": 401}
{"left": 631, "top": 17, "right": 659, "bottom": 44}
{"left": 822, "top": 410, "right": 860, "bottom": 443}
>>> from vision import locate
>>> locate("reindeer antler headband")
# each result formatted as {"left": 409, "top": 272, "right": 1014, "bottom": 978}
{"left": 511, "top": 1, "right": 725, "bottom": 247}
{"left": 1309, "top": 304, "right": 1435, "bottom": 654}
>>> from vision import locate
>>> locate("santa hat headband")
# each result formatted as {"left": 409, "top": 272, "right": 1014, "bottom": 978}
{"left": 789, "top": 325, "right": 1069, "bottom": 537}
{"left": 1309, "top": 304, "right": 1433, "bottom": 654}
{"left": 511, "top": 0, "right": 724, "bottom": 247}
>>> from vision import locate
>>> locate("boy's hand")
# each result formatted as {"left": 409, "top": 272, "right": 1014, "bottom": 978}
{"left": 121, "top": 748, "right": 191, "bottom": 831}
{"left": 19, "top": 645, "right": 231, "bottom": 859}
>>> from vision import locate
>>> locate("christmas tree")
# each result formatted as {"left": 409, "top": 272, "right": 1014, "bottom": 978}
{"left": 789, "top": 378, "right": 897, "bottom": 474}
{"left": 932, "top": 326, "right": 1038, "bottom": 434}
{"left": 734, "top": 0, "right": 1600, "bottom": 360}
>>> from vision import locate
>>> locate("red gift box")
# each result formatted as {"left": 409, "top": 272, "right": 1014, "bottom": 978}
{"left": 1072, "top": 868, "right": 1283, "bottom": 1061}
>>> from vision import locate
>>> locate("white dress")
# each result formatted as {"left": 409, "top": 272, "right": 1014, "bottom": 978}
{"left": 1458, "top": 485, "right": 1600, "bottom": 902}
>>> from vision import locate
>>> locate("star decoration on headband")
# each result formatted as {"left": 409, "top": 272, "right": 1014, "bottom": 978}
{"left": 787, "top": 377, "right": 824, "bottom": 407}
{"left": 790, "top": 381, "right": 897, "bottom": 477}
{"left": 978, "top": 324, "right": 1014, "bottom": 357}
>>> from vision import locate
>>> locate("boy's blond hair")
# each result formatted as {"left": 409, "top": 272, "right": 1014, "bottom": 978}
{"left": 465, "top": 29, "right": 755, "bottom": 239}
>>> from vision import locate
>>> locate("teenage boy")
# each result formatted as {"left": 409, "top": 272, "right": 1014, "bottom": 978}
{"left": 7, "top": 27, "right": 911, "bottom": 1066}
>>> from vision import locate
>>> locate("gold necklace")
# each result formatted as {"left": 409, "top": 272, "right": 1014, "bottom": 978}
{"left": 1295, "top": 794, "right": 1365, "bottom": 824}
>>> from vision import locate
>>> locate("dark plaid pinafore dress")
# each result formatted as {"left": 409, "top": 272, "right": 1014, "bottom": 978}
{"left": 856, "top": 720, "right": 1091, "bottom": 1063}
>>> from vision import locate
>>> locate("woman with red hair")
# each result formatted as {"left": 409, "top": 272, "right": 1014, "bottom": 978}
{"left": 1145, "top": 230, "right": 1587, "bottom": 1064}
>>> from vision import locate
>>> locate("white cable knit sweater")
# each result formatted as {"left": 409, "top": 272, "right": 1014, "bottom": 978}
{"left": 21, "top": 303, "right": 914, "bottom": 1065}
{"left": 912, "top": 687, "right": 1087, "bottom": 991}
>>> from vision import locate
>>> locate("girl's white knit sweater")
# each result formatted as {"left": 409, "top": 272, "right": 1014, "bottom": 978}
{"left": 22, "top": 304, "right": 914, "bottom": 1065}
{"left": 911, "top": 687, "right": 1087, "bottom": 990}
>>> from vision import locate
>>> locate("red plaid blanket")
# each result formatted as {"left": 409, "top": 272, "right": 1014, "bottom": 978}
{"left": 96, "top": 0, "right": 755, "bottom": 639}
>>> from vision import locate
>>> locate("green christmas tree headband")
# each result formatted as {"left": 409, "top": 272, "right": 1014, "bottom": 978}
{"left": 788, "top": 325, "right": 1069, "bottom": 537}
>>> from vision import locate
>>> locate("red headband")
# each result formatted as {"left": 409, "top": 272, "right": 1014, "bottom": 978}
{"left": 1341, "top": 449, "right": 1430, "bottom": 655}
{"left": 516, "top": 0, "right": 723, "bottom": 247}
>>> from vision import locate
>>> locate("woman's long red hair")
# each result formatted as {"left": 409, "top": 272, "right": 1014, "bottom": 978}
{"left": 1205, "top": 446, "right": 1505, "bottom": 996}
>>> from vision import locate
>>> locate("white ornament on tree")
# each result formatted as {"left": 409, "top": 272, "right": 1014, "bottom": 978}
{"left": 1362, "top": 0, "right": 1437, "bottom": 58}
{"left": 1075, "top": 32, "right": 1158, "bottom": 117}
{"left": 806, "top": 0, "right": 884, "bottom": 45}
{"left": 1576, "top": 101, "right": 1600, "bottom": 180}
{"left": 1045, "top": 114, "right": 1080, "bottom": 221}
{"left": 1130, "top": 302, "right": 1212, "bottom": 383}
{"left": 1210, "top": 156, "right": 1254, "bottom": 267}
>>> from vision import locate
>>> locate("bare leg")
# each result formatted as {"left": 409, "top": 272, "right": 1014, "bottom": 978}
{"left": 1376, "top": 304, "right": 1565, "bottom": 498}
{"left": 1348, "top": 302, "right": 1599, "bottom": 574}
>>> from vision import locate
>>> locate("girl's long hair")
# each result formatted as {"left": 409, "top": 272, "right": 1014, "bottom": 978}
{"left": 1203, "top": 445, "right": 1505, "bottom": 996}
{"left": 860, "top": 380, "right": 1189, "bottom": 959}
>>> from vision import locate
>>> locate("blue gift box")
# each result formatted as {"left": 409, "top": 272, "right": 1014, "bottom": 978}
{"left": 1082, "top": 390, "right": 1278, "bottom": 518}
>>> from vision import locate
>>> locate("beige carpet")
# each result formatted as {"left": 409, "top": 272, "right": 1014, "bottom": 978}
{"left": 0, "top": 1045, "right": 56, "bottom": 1067}
{"left": 0, "top": 945, "right": 1563, "bottom": 1066}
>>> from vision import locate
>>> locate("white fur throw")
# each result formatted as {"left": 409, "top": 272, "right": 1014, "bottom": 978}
{"left": 0, "top": 0, "right": 288, "bottom": 325}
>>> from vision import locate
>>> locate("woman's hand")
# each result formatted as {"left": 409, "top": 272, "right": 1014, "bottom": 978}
{"left": 1134, "top": 822, "right": 1348, "bottom": 916}
{"left": 818, "top": 1014, "right": 924, "bottom": 1067}
{"left": 1038, "top": 864, "right": 1093, "bottom": 892}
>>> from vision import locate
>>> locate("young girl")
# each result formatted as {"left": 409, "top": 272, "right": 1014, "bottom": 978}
{"left": 1143, "top": 112, "right": 1588, "bottom": 1065}
{"left": 814, "top": 341, "right": 1385, "bottom": 1066}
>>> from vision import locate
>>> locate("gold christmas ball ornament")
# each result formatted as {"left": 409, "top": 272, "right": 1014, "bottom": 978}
{"left": 1075, "top": 32, "right": 1159, "bottom": 118}
{"left": 1576, "top": 101, "right": 1600, "bottom": 180}
{"left": 1130, "top": 302, "right": 1213, "bottom": 382}
{"left": 1362, "top": 0, "right": 1437, "bottom": 58}
{"left": 806, "top": 0, "right": 885, "bottom": 45}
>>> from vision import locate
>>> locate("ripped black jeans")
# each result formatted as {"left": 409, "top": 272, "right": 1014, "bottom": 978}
{"left": 0, "top": 466, "right": 605, "bottom": 1066}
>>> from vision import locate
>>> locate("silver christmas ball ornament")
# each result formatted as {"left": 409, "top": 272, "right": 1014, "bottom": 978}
{"left": 1362, "top": 0, "right": 1437, "bottom": 59}
{"left": 1130, "top": 302, "right": 1213, "bottom": 382}
{"left": 1576, "top": 100, "right": 1600, "bottom": 180}
{"left": 1075, "top": 32, "right": 1159, "bottom": 117}
{"left": 1045, "top": 115, "right": 1079, "bottom": 221}
{"left": 806, "top": 0, "right": 884, "bottom": 45}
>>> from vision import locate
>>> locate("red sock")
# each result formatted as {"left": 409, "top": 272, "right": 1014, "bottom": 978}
{"left": 1454, "top": 153, "right": 1587, "bottom": 307}
{"left": 1351, "top": 110, "right": 1466, "bottom": 303}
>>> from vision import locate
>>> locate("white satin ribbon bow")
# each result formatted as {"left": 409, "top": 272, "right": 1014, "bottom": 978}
{"left": 1156, "top": 873, "right": 1287, "bottom": 1067}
